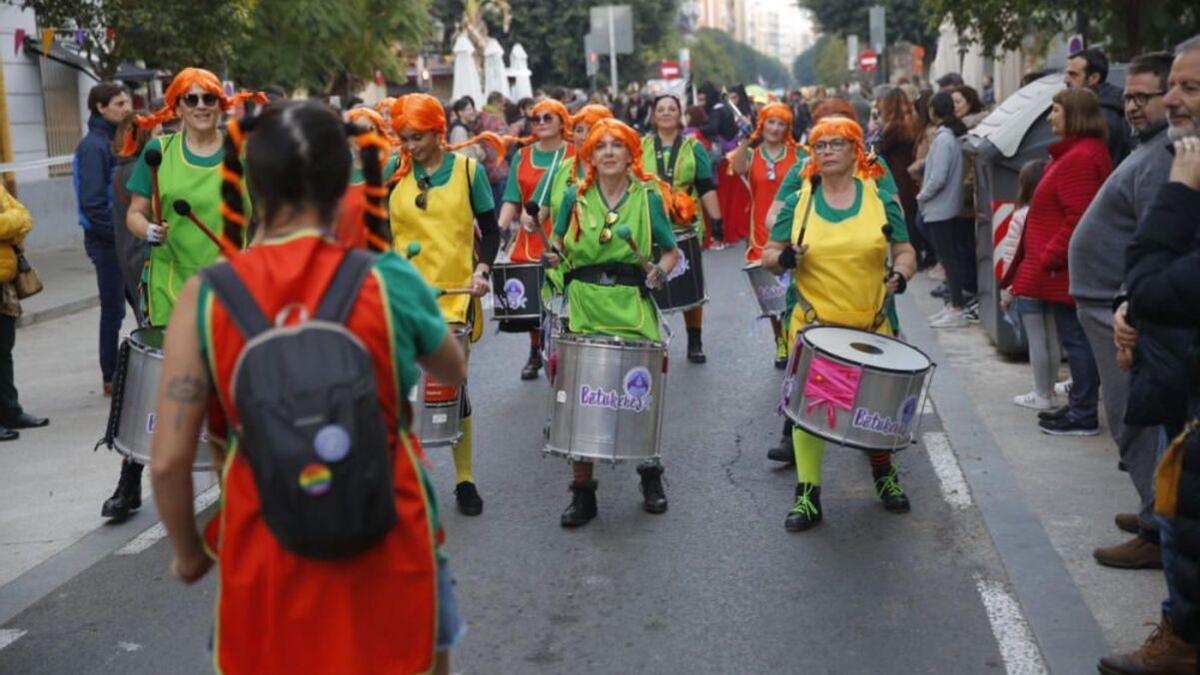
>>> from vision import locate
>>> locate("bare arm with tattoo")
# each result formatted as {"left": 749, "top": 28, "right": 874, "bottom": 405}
{"left": 150, "top": 276, "right": 214, "bottom": 584}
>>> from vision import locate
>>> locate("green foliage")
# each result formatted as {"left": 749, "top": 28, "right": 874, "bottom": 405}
{"left": 799, "top": 0, "right": 936, "bottom": 52}
{"left": 813, "top": 34, "right": 848, "bottom": 87}
{"left": 691, "top": 28, "right": 791, "bottom": 88}
{"left": 230, "top": 0, "right": 430, "bottom": 92}
{"left": 793, "top": 35, "right": 828, "bottom": 85}
{"left": 6, "top": 0, "right": 247, "bottom": 80}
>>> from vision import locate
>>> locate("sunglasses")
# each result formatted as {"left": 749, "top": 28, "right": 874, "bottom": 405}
{"left": 599, "top": 210, "right": 617, "bottom": 245}
{"left": 812, "top": 138, "right": 850, "bottom": 153}
{"left": 415, "top": 176, "right": 432, "bottom": 210}
{"left": 531, "top": 114, "right": 557, "bottom": 125}
{"left": 179, "top": 93, "right": 220, "bottom": 108}
{"left": 1122, "top": 91, "right": 1165, "bottom": 107}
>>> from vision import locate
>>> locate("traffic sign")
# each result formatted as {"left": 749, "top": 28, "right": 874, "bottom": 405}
{"left": 660, "top": 60, "right": 681, "bottom": 80}
{"left": 859, "top": 50, "right": 878, "bottom": 72}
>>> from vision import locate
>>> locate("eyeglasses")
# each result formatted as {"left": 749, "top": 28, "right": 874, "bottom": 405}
{"left": 531, "top": 114, "right": 557, "bottom": 125}
{"left": 415, "top": 176, "right": 431, "bottom": 210}
{"left": 599, "top": 210, "right": 617, "bottom": 245}
{"left": 1123, "top": 91, "right": 1166, "bottom": 107}
{"left": 179, "top": 93, "right": 220, "bottom": 108}
{"left": 812, "top": 138, "right": 850, "bottom": 153}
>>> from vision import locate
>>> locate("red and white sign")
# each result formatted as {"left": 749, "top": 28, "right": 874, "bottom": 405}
{"left": 660, "top": 60, "right": 681, "bottom": 80}
{"left": 859, "top": 50, "right": 878, "bottom": 72}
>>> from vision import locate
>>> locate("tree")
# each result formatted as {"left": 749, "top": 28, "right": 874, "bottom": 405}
{"left": 690, "top": 28, "right": 791, "bottom": 88}
{"left": 229, "top": 0, "right": 430, "bottom": 94}
{"left": 813, "top": 35, "right": 848, "bottom": 87}
{"left": 800, "top": 0, "right": 937, "bottom": 56}
{"left": 794, "top": 35, "right": 831, "bottom": 86}
{"left": 923, "top": 1, "right": 1200, "bottom": 60}
{"left": 5, "top": 0, "right": 247, "bottom": 80}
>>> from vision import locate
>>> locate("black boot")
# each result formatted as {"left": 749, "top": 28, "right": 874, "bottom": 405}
{"left": 101, "top": 460, "right": 144, "bottom": 521}
{"left": 560, "top": 480, "right": 598, "bottom": 527}
{"left": 767, "top": 419, "right": 795, "bottom": 464}
{"left": 873, "top": 465, "right": 911, "bottom": 514}
{"left": 785, "top": 483, "right": 822, "bottom": 532}
{"left": 637, "top": 463, "right": 668, "bottom": 514}
{"left": 520, "top": 349, "right": 543, "bottom": 380}
{"left": 686, "top": 327, "right": 706, "bottom": 364}
{"left": 455, "top": 481, "right": 484, "bottom": 516}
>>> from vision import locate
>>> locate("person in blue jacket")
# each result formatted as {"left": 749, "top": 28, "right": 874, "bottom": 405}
{"left": 73, "top": 82, "right": 132, "bottom": 397}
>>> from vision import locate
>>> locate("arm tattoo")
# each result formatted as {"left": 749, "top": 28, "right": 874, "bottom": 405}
{"left": 166, "top": 374, "right": 208, "bottom": 431}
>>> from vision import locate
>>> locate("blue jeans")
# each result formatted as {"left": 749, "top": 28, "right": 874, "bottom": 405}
{"left": 84, "top": 232, "right": 126, "bottom": 382}
{"left": 436, "top": 558, "right": 465, "bottom": 650}
{"left": 1048, "top": 302, "right": 1098, "bottom": 425}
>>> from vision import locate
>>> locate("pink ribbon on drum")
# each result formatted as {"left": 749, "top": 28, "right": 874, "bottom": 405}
{"left": 802, "top": 356, "right": 862, "bottom": 428}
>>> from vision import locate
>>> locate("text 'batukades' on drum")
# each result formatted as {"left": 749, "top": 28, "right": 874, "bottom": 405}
{"left": 543, "top": 333, "right": 668, "bottom": 464}
{"left": 102, "top": 326, "right": 215, "bottom": 471}
{"left": 780, "top": 325, "right": 935, "bottom": 452}
{"left": 742, "top": 262, "right": 790, "bottom": 319}
{"left": 650, "top": 228, "right": 706, "bottom": 313}
{"left": 410, "top": 324, "right": 470, "bottom": 448}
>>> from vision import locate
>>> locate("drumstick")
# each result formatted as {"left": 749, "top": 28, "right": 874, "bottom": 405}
{"left": 524, "top": 201, "right": 565, "bottom": 258}
{"left": 172, "top": 200, "right": 240, "bottom": 259}
{"left": 405, "top": 241, "right": 421, "bottom": 260}
{"left": 614, "top": 225, "right": 655, "bottom": 273}
{"left": 145, "top": 149, "right": 164, "bottom": 247}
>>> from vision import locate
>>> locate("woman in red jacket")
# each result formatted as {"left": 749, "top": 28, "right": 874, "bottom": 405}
{"left": 1005, "top": 88, "right": 1111, "bottom": 436}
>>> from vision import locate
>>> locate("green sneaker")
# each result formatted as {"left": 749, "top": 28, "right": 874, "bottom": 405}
{"left": 785, "top": 483, "right": 822, "bottom": 532}
{"left": 873, "top": 466, "right": 911, "bottom": 514}
{"left": 774, "top": 335, "right": 789, "bottom": 369}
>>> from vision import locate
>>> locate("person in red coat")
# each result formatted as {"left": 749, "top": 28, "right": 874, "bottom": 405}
{"left": 1006, "top": 87, "right": 1112, "bottom": 436}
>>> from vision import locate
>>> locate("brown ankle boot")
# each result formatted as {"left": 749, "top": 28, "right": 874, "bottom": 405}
{"left": 1098, "top": 619, "right": 1198, "bottom": 674}
{"left": 1094, "top": 536, "right": 1163, "bottom": 569}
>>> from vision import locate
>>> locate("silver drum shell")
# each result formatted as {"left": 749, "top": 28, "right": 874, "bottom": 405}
{"left": 114, "top": 327, "right": 215, "bottom": 471}
{"left": 544, "top": 334, "right": 667, "bottom": 463}
{"left": 412, "top": 325, "right": 470, "bottom": 448}
{"left": 742, "top": 263, "right": 790, "bottom": 318}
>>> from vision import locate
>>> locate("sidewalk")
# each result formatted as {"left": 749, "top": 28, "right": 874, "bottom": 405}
{"left": 19, "top": 245, "right": 100, "bottom": 328}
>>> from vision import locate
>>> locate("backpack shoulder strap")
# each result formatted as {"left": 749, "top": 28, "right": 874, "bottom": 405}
{"left": 314, "top": 249, "right": 376, "bottom": 324}
{"left": 199, "top": 263, "right": 272, "bottom": 339}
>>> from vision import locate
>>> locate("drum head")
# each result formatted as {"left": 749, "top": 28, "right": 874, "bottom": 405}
{"left": 802, "top": 326, "right": 930, "bottom": 373}
{"left": 130, "top": 326, "right": 165, "bottom": 350}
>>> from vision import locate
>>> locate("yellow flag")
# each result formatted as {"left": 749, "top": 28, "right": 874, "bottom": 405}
{"left": 41, "top": 29, "right": 54, "bottom": 51}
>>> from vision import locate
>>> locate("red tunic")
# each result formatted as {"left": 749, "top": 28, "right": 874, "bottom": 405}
{"left": 510, "top": 144, "right": 574, "bottom": 262}
{"left": 716, "top": 157, "right": 751, "bottom": 246}
{"left": 200, "top": 232, "right": 439, "bottom": 675}
{"left": 745, "top": 145, "right": 800, "bottom": 262}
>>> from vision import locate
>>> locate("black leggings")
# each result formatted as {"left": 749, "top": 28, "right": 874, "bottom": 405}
{"left": 925, "top": 217, "right": 976, "bottom": 308}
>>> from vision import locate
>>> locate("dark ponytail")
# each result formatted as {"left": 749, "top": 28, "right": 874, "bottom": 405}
{"left": 346, "top": 122, "right": 393, "bottom": 251}
{"left": 220, "top": 118, "right": 253, "bottom": 250}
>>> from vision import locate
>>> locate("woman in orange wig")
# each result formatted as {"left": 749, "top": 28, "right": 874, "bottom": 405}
{"left": 544, "top": 118, "right": 689, "bottom": 527}
{"left": 388, "top": 93, "right": 505, "bottom": 518}
{"left": 729, "top": 102, "right": 805, "bottom": 368}
{"left": 498, "top": 98, "right": 575, "bottom": 380}
{"left": 761, "top": 117, "right": 917, "bottom": 533}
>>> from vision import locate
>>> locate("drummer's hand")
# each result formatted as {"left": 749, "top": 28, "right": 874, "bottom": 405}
{"left": 1113, "top": 301, "right": 1138, "bottom": 351}
{"left": 146, "top": 222, "right": 168, "bottom": 244}
{"left": 1117, "top": 346, "right": 1134, "bottom": 372}
{"left": 885, "top": 270, "right": 907, "bottom": 294}
{"left": 519, "top": 212, "right": 538, "bottom": 233}
{"left": 1000, "top": 289, "right": 1014, "bottom": 311}
{"left": 541, "top": 251, "right": 560, "bottom": 268}
{"left": 646, "top": 264, "right": 667, "bottom": 289}
{"left": 469, "top": 271, "right": 491, "bottom": 297}
{"left": 171, "top": 548, "right": 213, "bottom": 585}
{"left": 778, "top": 243, "right": 808, "bottom": 270}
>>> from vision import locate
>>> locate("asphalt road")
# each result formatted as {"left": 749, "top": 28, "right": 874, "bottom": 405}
{"left": 0, "top": 246, "right": 1083, "bottom": 674}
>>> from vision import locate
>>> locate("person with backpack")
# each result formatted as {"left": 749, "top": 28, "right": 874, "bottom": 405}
{"left": 150, "top": 99, "right": 469, "bottom": 675}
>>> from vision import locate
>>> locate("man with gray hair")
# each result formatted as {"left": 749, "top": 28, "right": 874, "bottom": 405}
{"left": 1099, "top": 34, "right": 1200, "bottom": 675}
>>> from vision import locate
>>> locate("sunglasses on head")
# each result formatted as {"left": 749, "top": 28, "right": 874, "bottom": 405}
{"left": 531, "top": 113, "right": 557, "bottom": 125}
{"left": 180, "top": 93, "right": 220, "bottom": 108}
{"left": 415, "top": 176, "right": 432, "bottom": 210}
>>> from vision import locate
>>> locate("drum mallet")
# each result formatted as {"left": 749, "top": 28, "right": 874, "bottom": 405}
{"left": 405, "top": 241, "right": 421, "bottom": 260}
{"left": 172, "top": 200, "right": 240, "bottom": 259}
{"left": 614, "top": 225, "right": 657, "bottom": 274}
{"left": 145, "top": 149, "right": 164, "bottom": 247}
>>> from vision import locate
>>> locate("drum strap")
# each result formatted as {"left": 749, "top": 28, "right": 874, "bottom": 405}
{"left": 793, "top": 288, "right": 888, "bottom": 332}
{"left": 564, "top": 263, "right": 649, "bottom": 297}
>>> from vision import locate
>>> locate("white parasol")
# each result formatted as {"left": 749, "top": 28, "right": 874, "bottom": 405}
{"left": 483, "top": 38, "right": 511, "bottom": 100}
{"left": 508, "top": 43, "right": 533, "bottom": 101}
{"left": 452, "top": 32, "right": 484, "bottom": 104}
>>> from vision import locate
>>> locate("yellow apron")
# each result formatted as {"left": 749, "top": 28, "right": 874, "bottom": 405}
{"left": 390, "top": 154, "right": 476, "bottom": 325}
{"left": 787, "top": 178, "right": 891, "bottom": 343}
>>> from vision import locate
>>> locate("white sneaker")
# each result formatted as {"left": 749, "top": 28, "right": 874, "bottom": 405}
{"left": 929, "top": 305, "right": 950, "bottom": 322}
{"left": 1013, "top": 391, "right": 1055, "bottom": 410}
{"left": 1054, "top": 379, "right": 1072, "bottom": 397}
{"left": 929, "top": 308, "right": 967, "bottom": 328}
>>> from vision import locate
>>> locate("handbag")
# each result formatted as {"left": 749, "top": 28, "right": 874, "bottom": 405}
{"left": 12, "top": 245, "right": 42, "bottom": 299}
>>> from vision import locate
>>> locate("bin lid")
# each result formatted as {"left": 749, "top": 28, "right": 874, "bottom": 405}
{"left": 970, "top": 73, "right": 1064, "bottom": 159}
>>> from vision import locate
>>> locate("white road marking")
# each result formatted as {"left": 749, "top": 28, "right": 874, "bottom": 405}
{"left": 975, "top": 575, "right": 1049, "bottom": 675}
{"left": 0, "top": 628, "right": 27, "bottom": 650}
{"left": 117, "top": 641, "right": 142, "bottom": 652}
{"left": 923, "top": 431, "right": 973, "bottom": 509}
{"left": 116, "top": 485, "right": 220, "bottom": 556}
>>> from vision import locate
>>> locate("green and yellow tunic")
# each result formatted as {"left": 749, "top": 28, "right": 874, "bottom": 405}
{"left": 640, "top": 134, "right": 712, "bottom": 238}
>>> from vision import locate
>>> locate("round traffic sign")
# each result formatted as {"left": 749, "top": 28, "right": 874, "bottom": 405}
{"left": 859, "top": 50, "right": 878, "bottom": 72}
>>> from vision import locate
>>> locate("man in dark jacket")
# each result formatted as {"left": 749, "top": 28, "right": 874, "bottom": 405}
{"left": 1066, "top": 48, "right": 1133, "bottom": 166}
{"left": 1099, "top": 34, "right": 1200, "bottom": 675}
{"left": 73, "top": 82, "right": 131, "bottom": 397}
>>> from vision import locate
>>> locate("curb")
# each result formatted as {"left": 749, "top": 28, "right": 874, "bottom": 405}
{"left": 16, "top": 295, "right": 100, "bottom": 328}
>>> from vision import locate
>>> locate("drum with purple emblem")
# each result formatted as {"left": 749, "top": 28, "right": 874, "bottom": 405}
{"left": 490, "top": 262, "right": 544, "bottom": 327}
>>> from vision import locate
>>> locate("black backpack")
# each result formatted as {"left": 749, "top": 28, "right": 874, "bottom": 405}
{"left": 200, "top": 250, "right": 396, "bottom": 559}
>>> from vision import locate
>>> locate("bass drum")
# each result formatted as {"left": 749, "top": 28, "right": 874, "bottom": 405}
{"left": 650, "top": 228, "right": 706, "bottom": 313}
{"left": 109, "top": 327, "right": 215, "bottom": 471}
{"left": 781, "top": 325, "right": 934, "bottom": 452}
{"left": 411, "top": 324, "right": 470, "bottom": 448}
{"left": 544, "top": 333, "right": 667, "bottom": 463}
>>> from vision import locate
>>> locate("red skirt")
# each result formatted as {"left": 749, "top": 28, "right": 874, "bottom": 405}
{"left": 716, "top": 159, "right": 751, "bottom": 245}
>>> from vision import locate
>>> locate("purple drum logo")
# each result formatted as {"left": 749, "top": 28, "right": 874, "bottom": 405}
{"left": 623, "top": 366, "right": 652, "bottom": 399}
{"left": 502, "top": 278, "right": 527, "bottom": 310}
{"left": 898, "top": 395, "right": 919, "bottom": 428}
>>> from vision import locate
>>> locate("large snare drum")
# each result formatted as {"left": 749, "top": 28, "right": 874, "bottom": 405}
{"left": 742, "top": 263, "right": 790, "bottom": 318}
{"left": 651, "top": 228, "right": 706, "bottom": 313}
{"left": 541, "top": 295, "right": 568, "bottom": 363}
{"left": 412, "top": 324, "right": 470, "bottom": 448}
{"left": 544, "top": 333, "right": 667, "bottom": 463}
{"left": 491, "top": 262, "right": 544, "bottom": 326}
{"left": 110, "top": 327, "right": 215, "bottom": 471}
{"left": 781, "top": 326, "right": 933, "bottom": 452}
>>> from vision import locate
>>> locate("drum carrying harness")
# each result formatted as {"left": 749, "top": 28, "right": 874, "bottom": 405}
{"left": 564, "top": 263, "right": 651, "bottom": 297}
